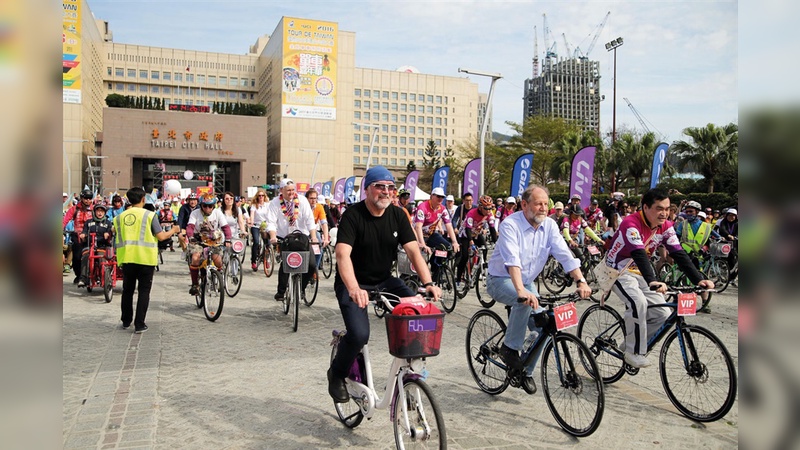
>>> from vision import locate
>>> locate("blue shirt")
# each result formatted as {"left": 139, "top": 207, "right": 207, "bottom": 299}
{"left": 488, "top": 211, "right": 580, "bottom": 285}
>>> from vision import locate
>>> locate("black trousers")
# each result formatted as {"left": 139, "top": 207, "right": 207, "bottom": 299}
{"left": 71, "top": 233, "right": 84, "bottom": 277}
{"left": 120, "top": 263, "right": 155, "bottom": 328}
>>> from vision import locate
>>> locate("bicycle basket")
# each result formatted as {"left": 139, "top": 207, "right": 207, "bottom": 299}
{"left": 230, "top": 238, "right": 245, "bottom": 254}
{"left": 709, "top": 241, "right": 732, "bottom": 257}
{"left": 396, "top": 250, "right": 418, "bottom": 276}
{"left": 282, "top": 251, "right": 309, "bottom": 273}
{"left": 385, "top": 312, "right": 444, "bottom": 359}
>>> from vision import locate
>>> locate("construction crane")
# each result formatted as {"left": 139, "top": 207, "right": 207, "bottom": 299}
{"left": 532, "top": 25, "right": 539, "bottom": 77}
{"left": 624, "top": 98, "right": 664, "bottom": 139}
{"left": 575, "top": 11, "right": 611, "bottom": 60}
{"left": 561, "top": 33, "right": 572, "bottom": 59}
{"left": 542, "top": 14, "right": 557, "bottom": 59}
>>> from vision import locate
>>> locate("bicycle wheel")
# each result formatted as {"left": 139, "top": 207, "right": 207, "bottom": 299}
{"left": 659, "top": 324, "right": 737, "bottom": 422}
{"left": 224, "top": 257, "right": 243, "bottom": 298}
{"left": 436, "top": 267, "right": 457, "bottom": 314}
{"left": 393, "top": 378, "right": 447, "bottom": 449}
{"left": 541, "top": 333, "right": 605, "bottom": 437}
{"left": 474, "top": 265, "right": 494, "bottom": 308}
{"left": 403, "top": 275, "right": 420, "bottom": 294}
{"left": 541, "top": 257, "right": 568, "bottom": 294}
{"left": 330, "top": 340, "right": 364, "bottom": 428}
{"left": 103, "top": 265, "right": 114, "bottom": 303}
{"left": 196, "top": 270, "right": 205, "bottom": 308}
{"left": 291, "top": 274, "right": 300, "bottom": 332}
{"left": 322, "top": 246, "right": 333, "bottom": 279}
{"left": 203, "top": 269, "right": 224, "bottom": 321}
{"left": 465, "top": 309, "right": 510, "bottom": 395}
{"left": 585, "top": 265, "right": 602, "bottom": 303}
{"left": 456, "top": 260, "right": 472, "bottom": 300}
{"left": 576, "top": 304, "right": 626, "bottom": 384}
{"left": 304, "top": 269, "right": 318, "bottom": 306}
{"left": 282, "top": 273, "right": 291, "bottom": 315}
{"left": 263, "top": 245, "right": 275, "bottom": 277}
{"left": 708, "top": 259, "right": 730, "bottom": 294}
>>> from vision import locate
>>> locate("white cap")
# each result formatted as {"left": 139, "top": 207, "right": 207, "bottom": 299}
{"left": 697, "top": 211, "right": 707, "bottom": 219}
{"left": 63, "top": 192, "right": 69, "bottom": 197}
{"left": 446, "top": 195, "right": 454, "bottom": 201}
{"left": 727, "top": 208, "right": 737, "bottom": 215}
{"left": 318, "top": 194, "right": 326, "bottom": 203}
{"left": 279, "top": 178, "right": 294, "bottom": 188}
{"left": 431, "top": 187, "right": 445, "bottom": 197}
{"left": 330, "top": 199, "right": 339, "bottom": 205}
{"left": 506, "top": 196, "right": 516, "bottom": 203}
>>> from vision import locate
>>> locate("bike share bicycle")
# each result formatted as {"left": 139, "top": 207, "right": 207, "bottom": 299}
{"left": 465, "top": 292, "right": 605, "bottom": 437}
{"left": 192, "top": 240, "right": 225, "bottom": 322}
{"left": 223, "top": 233, "right": 247, "bottom": 298}
{"left": 84, "top": 232, "right": 120, "bottom": 303}
{"left": 455, "top": 242, "right": 493, "bottom": 308}
{"left": 577, "top": 285, "right": 737, "bottom": 422}
{"left": 330, "top": 291, "right": 447, "bottom": 448}
{"left": 275, "top": 235, "right": 318, "bottom": 332}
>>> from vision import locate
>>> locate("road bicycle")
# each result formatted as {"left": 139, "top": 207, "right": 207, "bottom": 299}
{"left": 428, "top": 245, "right": 458, "bottom": 313}
{"left": 223, "top": 237, "right": 246, "bottom": 298}
{"left": 576, "top": 285, "right": 737, "bottom": 422}
{"left": 455, "top": 243, "right": 493, "bottom": 308}
{"left": 193, "top": 240, "right": 225, "bottom": 322}
{"left": 465, "top": 292, "right": 604, "bottom": 437}
{"left": 330, "top": 291, "right": 446, "bottom": 448}
{"left": 540, "top": 243, "right": 604, "bottom": 301}
{"left": 156, "top": 220, "right": 176, "bottom": 272}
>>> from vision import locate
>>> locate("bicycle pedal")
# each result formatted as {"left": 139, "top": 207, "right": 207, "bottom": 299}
{"left": 624, "top": 364, "right": 640, "bottom": 376}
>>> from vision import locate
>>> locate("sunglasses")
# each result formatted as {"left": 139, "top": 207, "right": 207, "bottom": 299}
{"left": 371, "top": 183, "right": 396, "bottom": 192}
{"left": 201, "top": 204, "right": 214, "bottom": 208}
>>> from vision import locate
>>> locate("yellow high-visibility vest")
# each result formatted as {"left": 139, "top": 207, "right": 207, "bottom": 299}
{"left": 680, "top": 221, "right": 711, "bottom": 254}
{"left": 114, "top": 208, "right": 158, "bottom": 266}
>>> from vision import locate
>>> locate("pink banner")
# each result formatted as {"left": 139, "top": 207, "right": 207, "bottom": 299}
{"left": 333, "top": 178, "right": 345, "bottom": 203}
{"left": 569, "top": 146, "right": 596, "bottom": 210}
{"left": 463, "top": 158, "right": 481, "bottom": 198}
{"left": 404, "top": 170, "right": 419, "bottom": 201}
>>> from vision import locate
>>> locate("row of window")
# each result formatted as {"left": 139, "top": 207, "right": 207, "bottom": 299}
{"left": 107, "top": 54, "right": 256, "bottom": 73}
{"left": 352, "top": 144, "right": 446, "bottom": 156}
{"left": 353, "top": 111, "right": 451, "bottom": 126}
{"left": 108, "top": 83, "right": 254, "bottom": 100}
{"left": 354, "top": 89, "right": 450, "bottom": 104}
{"left": 353, "top": 156, "right": 423, "bottom": 167}
{"left": 354, "top": 101, "right": 449, "bottom": 115}
{"left": 108, "top": 67, "right": 255, "bottom": 87}
{"left": 354, "top": 128, "right": 447, "bottom": 143}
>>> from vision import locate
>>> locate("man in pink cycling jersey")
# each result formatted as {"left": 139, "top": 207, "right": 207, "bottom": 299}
{"left": 412, "top": 187, "right": 460, "bottom": 278}
{"left": 456, "top": 195, "right": 495, "bottom": 283}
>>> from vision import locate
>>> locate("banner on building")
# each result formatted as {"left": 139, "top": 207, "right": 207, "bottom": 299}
{"left": 463, "top": 158, "right": 481, "bottom": 199}
{"left": 509, "top": 153, "right": 534, "bottom": 198}
{"left": 281, "top": 17, "right": 338, "bottom": 120}
{"left": 432, "top": 166, "right": 450, "bottom": 193}
{"left": 650, "top": 142, "right": 669, "bottom": 189}
{"left": 62, "top": 0, "right": 82, "bottom": 103}
{"left": 333, "top": 178, "right": 345, "bottom": 203}
{"left": 569, "top": 146, "right": 596, "bottom": 211}
{"left": 404, "top": 170, "right": 420, "bottom": 201}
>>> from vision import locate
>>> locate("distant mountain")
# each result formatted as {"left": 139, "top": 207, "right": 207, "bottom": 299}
{"left": 492, "top": 131, "right": 511, "bottom": 142}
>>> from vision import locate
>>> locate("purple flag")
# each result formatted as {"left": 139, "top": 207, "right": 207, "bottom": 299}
{"left": 313, "top": 182, "right": 323, "bottom": 193}
{"left": 333, "top": 178, "right": 345, "bottom": 203}
{"left": 404, "top": 170, "right": 420, "bottom": 201}
{"left": 569, "top": 146, "right": 596, "bottom": 210}
{"left": 463, "top": 158, "right": 481, "bottom": 198}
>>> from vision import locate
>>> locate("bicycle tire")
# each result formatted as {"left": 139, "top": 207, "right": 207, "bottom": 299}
{"left": 305, "top": 269, "right": 319, "bottom": 306}
{"left": 322, "top": 245, "right": 333, "bottom": 279}
{"left": 196, "top": 270, "right": 205, "bottom": 308}
{"left": 282, "top": 274, "right": 291, "bottom": 315}
{"left": 203, "top": 269, "right": 224, "bottom": 321}
{"left": 541, "top": 333, "right": 605, "bottom": 437}
{"left": 264, "top": 245, "right": 275, "bottom": 277}
{"left": 330, "top": 340, "right": 364, "bottom": 428}
{"left": 475, "top": 266, "right": 494, "bottom": 308}
{"left": 541, "top": 257, "right": 568, "bottom": 294}
{"left": 576, "top": 304, "right": 626, "bottom": 384}
{"left": 291, "top": 275, "right": 300, "bottom": 332}
{"left": 103, "top": 265, "right": 113, "bottom": 303}
{"left": 437, "top": 267, "right": 457, "bottom": 314}
{"left": 393, "top": 378, "right": 447, "bottom": 449}
{"left": 659, "top": 324, "right": 737, "bottom": 422}
{"left": 456, "top": 260, "right": 472, "bottom": 300}
{"left": 403, "top": 275, "right": 420, "bottom": 294}
{"left": 465, "top": 309, "right": 510, "bottom": 395}
{"left": 708, "top": 259, "right": 730, "bottom": 294}
{"left": 227, "top": 256, "right": 244, "bottom": 297}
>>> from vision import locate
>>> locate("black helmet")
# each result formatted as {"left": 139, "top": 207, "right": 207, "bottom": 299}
{"left": 80, "top": 189, "right": 93, "bottom": 199}
{"left": 93, "top": 203, "right": 107, "bottom": 213}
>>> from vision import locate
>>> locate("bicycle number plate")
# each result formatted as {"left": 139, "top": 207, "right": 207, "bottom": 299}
{"left": 311, "top": 243, "right": 321, "bottom": 255}
{"left": 434, "top": 249, "right": 448, "bottom": 258}
{"left": 677, "top": 293, "right": 697, "bottom": 316}
{"left": 587, "top": 245, "right": 601, "bottom": 255}
{"left": 553, "top": 303, "right": 578, "bottom": 331}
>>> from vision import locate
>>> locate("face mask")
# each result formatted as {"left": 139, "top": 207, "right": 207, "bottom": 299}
{"left": 685, "top": 214, "right": 696, "bottom": 222}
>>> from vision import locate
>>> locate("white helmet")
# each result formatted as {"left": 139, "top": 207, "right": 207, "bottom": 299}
{"left": 686, "top": 201, "right": 701, "bottom": 210}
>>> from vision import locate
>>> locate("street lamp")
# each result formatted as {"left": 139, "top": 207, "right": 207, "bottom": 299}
{"left": 352, "top": 122, "right": 379, "bottom": 171}
{"left": 111, "top": 170, "right": 121, "bottom": 193}
{"left": 605, "top": 37, "right": 623, "bottom": 192}
{"left": 299, "top": 148, "right": 321, "bottom": 186}
{"left": 457, "top": 68, "right": 502, "bottom": 197}
{"left": 251, "top": 175, "right": 261, "bottom": 188}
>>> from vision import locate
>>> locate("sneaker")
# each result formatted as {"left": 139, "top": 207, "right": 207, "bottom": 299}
{"left": 698, "top": 306, "right": 711, "bottom": 314}
{"left": 121, "top": 322, "right": 131, "bottom": 330}
{"left": 189, "top": 285, "right": 199, "bottom": 296}
{"left": 134, "top": 325, "right": 148, "bottom": 334}
{"left": 522, "top": 375, "right": 537, "bottom": 394}
{"left": 624, "top": 352, "right": 652, "bottom": 368}
{"left": 73, "top": 276, "right": 80, "bottom": 284}
{"left": 77, "top": 280, "right": 86, "bottom": 288}
{"left": 327, "top": 368, "right": 349, "bottom": 403}
{"left": 252, "top": 262, "right": 258, "bottom": 271}
{"left": 500, "top": 344, "right": 522, "bottom": 371}
{"left": 170, "top": 248, "right": 175, "bottom": 252}
{"left": 274, "top": 292, "right": 285, "bottom": 301}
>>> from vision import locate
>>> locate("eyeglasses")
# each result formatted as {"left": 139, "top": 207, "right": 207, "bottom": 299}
{"left": 308, "top": 197, "right": 318, "bottom": 201}
{"left": 371, "top": 183, "right": 396, "bottom": 192}
{"left": 201, "top": 204, "right": 214, "bottom": 208}
{"left": 257, "top": 194, "right": 266, "bottom": 197}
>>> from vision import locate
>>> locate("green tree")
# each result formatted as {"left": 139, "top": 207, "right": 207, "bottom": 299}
{"left": 671, "top": 123, "right": 738, "bottom": 193}
{"left": 550, "top": 130, "right": 603, "bottom": 184}
{"left": 105, "top": 93, "right": 126, "bottom": 107}
{"left": 613, "top": 131, "right": 657, "bottom": 195}
{"left": 421, "top": 139, "right": 440, "bottom": 190}
{"left": 506, "top": 116, "right": 580, "bottom": 186}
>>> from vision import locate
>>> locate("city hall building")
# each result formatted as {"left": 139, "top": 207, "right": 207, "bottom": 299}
{"left": 63, "top": 0, "right": 489, "bottom": 197}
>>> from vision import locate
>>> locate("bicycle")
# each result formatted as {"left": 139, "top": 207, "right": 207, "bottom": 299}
{"left": 319, "top": 243, "right": 334, "bottom": 279}
{"left": 279, "top": 240, "right": 313, "bottom": 332}
{"left": 658, "top": 259, "right": 716, "bottom": 311}
{"left": 700, "top": 240, "right": 732, "bottom": 293}
{"left": 85, "top": 232, "right": 120, "bottom": 303}
{"left": 455, "top": 243, "right": 493, "bottom": 308}
{"left": 428, "top": 245, "right": 457, "bottom": 314}
{"left": 465, "top": 292, "right": 605, "bottom": 437}
{"left": 223, "top": 236, "right": 246, "bottom": 298}
{"left": 540, "top": 243, "right": 604, "bottom": 301}
{"left": 576, "top": 285, "right": 737, "bottom": 422}
{"left": 192, "top": 240, "right": 225, "bottom": 322}
{"left": 330, "top": 291, "right": 447, "bottom": 448}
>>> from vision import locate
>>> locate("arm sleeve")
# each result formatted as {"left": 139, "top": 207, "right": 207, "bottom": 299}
{"left": 265, "top": 203, "right": 278, "bottom": 233}
{"left": 63, "top": 206, "right": 75, "bottom": 228}
{"left": 630, "top": 249, "right": 658, "bottom": 284}
{"left": 670, "top": 249, "right": 705, "bottom": 285}
{"left": 584, "top": 226, "right": 602, "bottom": 243}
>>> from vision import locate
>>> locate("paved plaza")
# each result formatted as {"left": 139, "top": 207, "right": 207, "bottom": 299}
{"left": 63, "top": 250, "right": 738, "bottom": 449}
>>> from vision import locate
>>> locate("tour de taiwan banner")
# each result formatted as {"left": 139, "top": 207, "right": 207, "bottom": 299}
{"left": 404, "top": 170, "right": 420, "bottom": 200}
{"left": 344, "top": 176, "right": 356, "bottom": 203}
{"left": 333, "top": 178, "right": 345, "bottom": 203}
{"left": 509, "top": 153, "right": 534, "bottom": 199}
{"left": 650, "top": 142, "right": 669, "bottom": 189}
{"left": 281, "top": 17, "right": 338, "bottom": 120}
{"left": 463, "top": 158, "right": 481, "bottom": 198}
{"left": 569, "top": 146, "right": 596, "bottom": 210}
{"left": 322, "top": 181, "right": 332, "bottom": 198}
{"left": 62, "top": 0, "right": 82, "bottom": 103}
{"left": 432, "top": 166, "right": 450, "bottom": 193}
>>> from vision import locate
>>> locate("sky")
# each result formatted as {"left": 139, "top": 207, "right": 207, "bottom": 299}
{"left": 86, "top": 0, "right": 738, "bottom": 143}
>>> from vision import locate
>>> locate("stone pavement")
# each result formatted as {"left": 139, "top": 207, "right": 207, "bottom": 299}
{"left": 63, "top": 250, "right": 738, "bottom": 449}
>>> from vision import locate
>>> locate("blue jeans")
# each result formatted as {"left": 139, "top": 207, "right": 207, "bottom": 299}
{"left": 486, "top": 274, "right": 545, "bottom": 375}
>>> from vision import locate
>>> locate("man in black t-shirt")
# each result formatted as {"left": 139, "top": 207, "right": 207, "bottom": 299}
{"left": 327, "top": 166, "right": 440, "bottom": 403}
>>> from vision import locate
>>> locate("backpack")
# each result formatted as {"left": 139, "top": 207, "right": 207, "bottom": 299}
{"left": 283, "top": 230, "right": 310, "bottom": 251}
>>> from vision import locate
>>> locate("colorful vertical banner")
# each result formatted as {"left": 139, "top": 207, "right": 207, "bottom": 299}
{"left": 463, "top": 158, "right": 481, "bottom": 199}
{"left": 313, "top": 182, "right": 323, "bottom": 193}
{"left": 281, "top": 17, "right": 338, "bottom": 120}
{"left": 322, "top": 181, "right": 332, "bottom": 198}
{"left": 404, "top": 170, "right": 420, "bottom": 201}
{"left": 569, "top": 146, "right": 596, "bottom": 211}
{"left": 333, "top": 178, "right": 345, "bottom": 203}
{"left": 62, "top": 0, "right": 82, "bottom": 103}
{"left": 509, "top": 153, "right": 534, "bottom": 198}
{"left": 650, "top": 142, "right": 669, "bottom": 189}
{"left": 432, "top": 166, "right": 450, "bottom": 193}
{"left": 344, "top": 176, "right": 356, "bottom": 204}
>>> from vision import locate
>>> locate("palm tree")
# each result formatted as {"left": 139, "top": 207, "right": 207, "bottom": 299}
{"left": 550, "top": 131, "right": 603, "bottom": 184}
{"left": 672, "top": 123, "right": 738, "bottom": 193}
{"left": 612, "top": 132, "right": 657, "bottom": 195}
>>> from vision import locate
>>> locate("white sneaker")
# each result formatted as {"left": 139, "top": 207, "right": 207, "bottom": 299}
{"left": 624, "top": 352, "right": 652, "bottom": 368}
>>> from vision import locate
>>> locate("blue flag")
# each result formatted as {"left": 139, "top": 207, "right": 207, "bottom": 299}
{"left": 650, "top": 142, "right": 669, "bottom": 189}
{"left": 322, "top": 181, "right": 332, "bottom": 198}
{"left": 509, "top": 153, "right": 534, "bottom": 198}
{"left": 432, "top": 166, "right": 449, "bottom": 193}
{"left": 344, "top": 176, "right": 356, "bottom": 204}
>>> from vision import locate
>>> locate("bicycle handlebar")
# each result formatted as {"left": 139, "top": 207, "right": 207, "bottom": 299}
{"left": 518, "top": 291, "right": 582, "bottom": 306}
{"left": 651, "top": 285, "right": 717, "bottom": 295}
{"left": 367, "top": 290, "right": 436, "bottom": 312}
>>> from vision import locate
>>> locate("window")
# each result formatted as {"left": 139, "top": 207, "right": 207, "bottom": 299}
{"left": 390, "top": 137, "right": 398, "bottom": 144}
{"left": 229, "top": 91, "right": 236, "bottom": 99}
{"left": 400, "top": 137, "right": 406, "bottom": 144}
{"left": 185, "top": 73, "right": 193, "bottom": 82}
{"left": 426, "top": 117, "right": 432, "bottom": 125}
{"left": 435, "top": 117, "right": 442, "bottom": 125}
{"left": 435, "top": 128, "right": 442, "bottom": 136}
{"left": 354, "top": 134, "right": 360, "bottom": 142}
{"left": 381, "top": 136, "right": 388, "bottom": 144}
{"left": 382, "top": 91, "right": 389, "bottom": 99}
{"left": 152, "top": 86, "right": 160, "bottom": 93}
{"left": 174, "top": 73, "right": 183, "bottom": 82}
{"left": 127, "top": 84, "right": 135, "bottom": 91}
{"left": 436, "top": 95, "right": 442, "bottom": 104}
{"left": 186, "top": 100, "right": 193, "bottom": 106}
{"left": 391, "top": 125, "right": 398, "bottom": 133}
{"left": 208, "top": 75, "right": 216, "bottom": 85}
{"left": 382, "top": 102, "right": 389, "bottom": 110}
{"left": 382, "top": 113, "right": 388, "bottom": 121}
{"left": 363, "top": 112, "right": 370, "bottom": 120}
{"left": 435, "top": 106, "right": 442, "bottom": 114}
{"left": 107, "top": 67, "right": 112, "bottom": 76}
{"left": 391, "top": 103, "right": 398, "bottom": 111}
{"left": 354, "top": 100, "right": 361, "bottom": 108}
{"left": 363, "top": 134, "right": 369, "bottom": 141}
{"left": 354, "top": 88, "right": 361, "bottom": 96}
{"left": 140, "top": 84, "right": 148, "bottom": 92}
{"left": 197, "top": 74, "right": 205, "bottom": 84}
{"left": 251, "top": 79, "right": 255, "bottom": 87}
{"left": 241, "top": 78, "right": 248, "bottom": 87}
{"left": 418, "top": 115, "right": 424, "bottom": 123}
{"left": 427, "top": 95, "right": 433, "bottom": 102}
{"left": 419, "top": 95, "right": 424, "bottom": 103}
{"left": 391, "top": 92, "right": 398, "bottom": 100}
{"left": 419, "top": 149, "right": 425, "bottom": 155}
{"left": 115, "top": 83, "right": 123, "bottom": 91}
{"left": 381, "top": 158, "right": 388, "bottom": 165}
{"left": 409, "top": 126, "right": 415, "bottom": 133}
{"left": 163, "top": 72, "right": 171, "bottom": 81}
{"left": 410, "top": 93, "right": 416, "bottom": 101}
{"left": 354, "top": 111, "right": 361, "bottom": 119}
{"left": 140, "top": 69, "right": 147, "bottom": 78}
{"left": 391, "top": 114, "right": 398, "bottom": 122}
{"left": 390, "top": 158, "right": 397, "bottom": 166}
{"left": 382, "top": 124, "right": 389, "bottom": 132}
{"left": 127, "top": 69, "right": 135, "bottom": 78}
{"left": 400, "top": 93, "right": 407, "bottom": 100}
{"left": 401, "top": 158, "right": 407, "bottom": 165}
{"left": 373, "top": 101, "right": 379, "bottom": 109}
{"left": 409, "top": 116, "right": 416, "bottom": 124}
{"left": 220, "top": 76, "right": 227, "bottom": 86}
{"left": 151, "top": 71, "right": 159, "bottom": 79}
{"left": 231, "top": 77, "right": 237, "bottom": 86}
{"left": 241, "top": 93, "right": 247, "bottom": 99}
{"left": 163, "top": 86, "right": 171, "bottom": 94}
{"left": 400, "top": 104, "right": 407, "bottom": 112}
{"left": 400, "top": 148, "right": 407, "bottom": 156}
{"left": 363, "top": 101, "right": 370, "bottom": 109}
{"left": 435, "top": 139, "right": 442, "bottom": 146}
{"left": 353, "top": 145, "right": 360, "bottom": 153}
{"left": 363, "top": 89, "right": 370, "bottom": 98}
{"left": 427, "top": 106, "right": 433, "bottom": 114}
{"left": 354, "top": 156, "right": 360, "bottom": 164}
{"left": 115, "top": 68, "right": 123, "bottom": 77}
{"left": 427, "top": 127, "right": 433, "bottom": 135}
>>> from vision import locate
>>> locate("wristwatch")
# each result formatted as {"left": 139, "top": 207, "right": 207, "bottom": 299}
{"left": 576, "top": 277, "right": 587, "bottom": 285}
{"left": 422, "top": 282, "right": 434, "bottom": 288}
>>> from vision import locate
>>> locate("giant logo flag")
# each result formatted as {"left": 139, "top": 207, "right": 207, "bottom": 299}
{"left": 333, "top": 178, "right": 345, "bottom": 203}
{"left": 344, "top": 176, "right": 356, "bottom": 203}
{"left": 509, "top": 153, "right": 534, "bottom": 198}
{"left": 404, "top": 170, "right": 419, "bottom": 200}
{"left": 322, "top": 181, "right": 332, "bottom": 198}
{"left": 463, "top": 158, "right": 481, "bottom": 198}
{"left": 569, "top": 146, "right": 596, "bottom": 210}
{"left": 650, "top": 142, "right": 669, "bottom": 189}
{"left": 432, "top": 166, "right": 450, "bottom": 193}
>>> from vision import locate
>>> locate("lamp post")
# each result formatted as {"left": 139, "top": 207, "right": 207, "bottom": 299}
{"left": 457, "top": 68, "right": 502, "bottom": 197}
{"left": 352, "top": 122, "right": 379, "bottom": 171}
{"left": 209, "top": 163, "right": 217, "bottom": 195}
{"left": 605, "top": 37, "right": 623, "bottom": 192}
{"left": 299, "top": 148, "right": 321, "bottom": 187}
{"left": 111, "top": 170, "right": 121, "bottom": 193}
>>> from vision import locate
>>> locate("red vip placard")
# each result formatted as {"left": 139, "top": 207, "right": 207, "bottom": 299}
{"left": 553, "top": 303, "right": 579, "bottom": 331}
{"left": 677, "top": 293, "right": 697, "bottom": 316}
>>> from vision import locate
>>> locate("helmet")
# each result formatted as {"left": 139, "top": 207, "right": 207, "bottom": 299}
{"left": 93, "top": 203, "right": 107, "bottom": 213}
{"left": 570, "top": 207, "right": 585, "bottom": 216}
{"left": 187, "top": 193, "right": 198, "bottom": 200}
{"left": 80, "top": 189, "right": 93, "bottom": 199}
{"left": 686, "top": 200, "right": 701, "bottom": 210}
{"left": 398, "top": 189, "right": 410, "bottom": 197}
{"left": 200, "top": 194, "right": 216, "bottom": 206}
{"left": 479, "top": 195, "right": 494, "bottom": 209}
